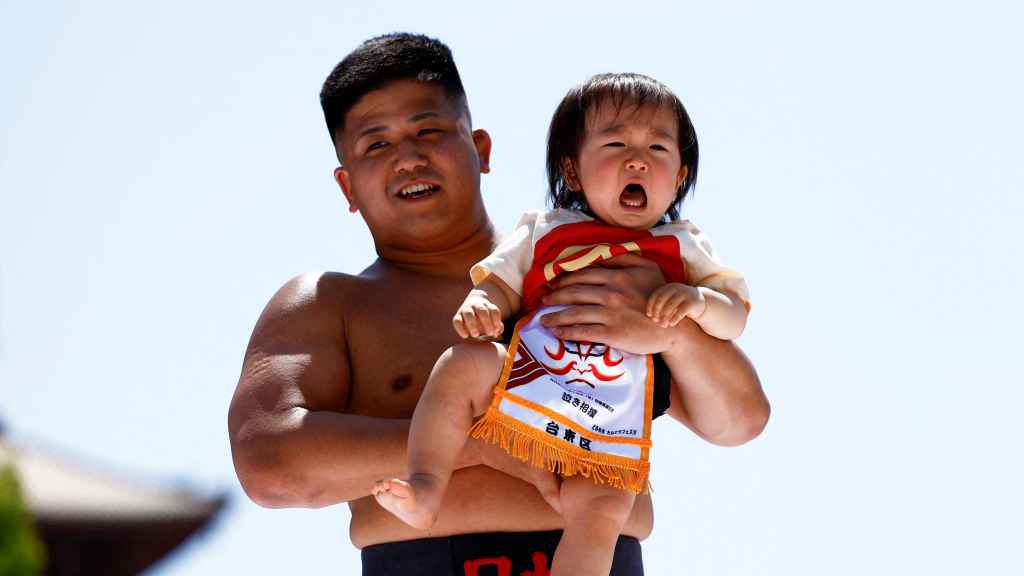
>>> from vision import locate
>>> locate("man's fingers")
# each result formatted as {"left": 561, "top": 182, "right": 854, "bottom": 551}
{"left": 544, "top": 284, "right": 608, "bottom": 306}
{"left": 596, "top": 252, "right": 658, "bottom": 269}
{"left": 549, "top": 323, "right": 607, "bottom": 343}
{"left": 540, "top": 305, "right": 606, "bottom": 327}
{"left": 550, "top": 267, "right": 615, "bottom": 288}
{"left": 539, "top": 306, "right": 611, "bottom": 342}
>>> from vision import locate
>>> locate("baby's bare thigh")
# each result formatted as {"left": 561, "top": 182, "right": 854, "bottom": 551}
{"left": 559, "top": 475, "right": 637, "bottom": 524}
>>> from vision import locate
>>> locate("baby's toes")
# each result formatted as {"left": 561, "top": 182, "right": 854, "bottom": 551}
{"left": 385, "top": 478, "right": 413, "bottom": 499}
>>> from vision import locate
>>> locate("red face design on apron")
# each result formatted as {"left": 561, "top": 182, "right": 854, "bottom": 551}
{"left": 538, "top": 339, "right": 625, "bottom": 388}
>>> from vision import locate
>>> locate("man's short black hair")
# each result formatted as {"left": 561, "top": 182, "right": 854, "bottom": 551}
{"left": 546, "top": 73, "right": 699, "bottom": 222}
{"left": 320, "top": 33, "right": 468, "bottom": 147}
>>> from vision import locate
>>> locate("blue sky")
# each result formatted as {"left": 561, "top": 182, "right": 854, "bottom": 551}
{"left": 2, "top": 1, "right": 1022, "bottom": 574}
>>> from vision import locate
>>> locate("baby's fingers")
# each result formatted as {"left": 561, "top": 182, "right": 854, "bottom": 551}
{"left": 487, "top": 306, "right": 504, "bottom": 338}
{"left": 668, "top": 297, "right": 706, "bottom": 326}
{"left": 459, "top": 308, "right": 486, "bottom": 338}
{"left": 474, "top": 306, "right": 498, "bottom": 339}
{"left": 655, "top": 301, "right": 681, "bottom": 327}
{"left": 468, "top": 304, "right": 503, "bottom": 339}
{"left": 668, "top": 305, "right": 690, "bottom": 327}
{"left": 646, "top": 285, "right": 676, "bottom": 319}
{"left": 453, "top": 314, "right": 470, "bottom": 338}
{"left": 651, "top": 289, "right": 687, "bottom": 324}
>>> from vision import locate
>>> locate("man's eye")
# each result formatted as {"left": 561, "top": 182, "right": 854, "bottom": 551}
{"left": 418, "top": 128, "right": 442, "bottom": 137}
{"left": 366, "top": 141, "right": 387, "bottom": 152}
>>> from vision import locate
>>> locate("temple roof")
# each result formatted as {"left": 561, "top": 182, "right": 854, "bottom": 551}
{"left": 1, "top": 436, "right": 223, "bottom": 522}
{"left": 0, "top": 432, "right": 227, "bottom": 575}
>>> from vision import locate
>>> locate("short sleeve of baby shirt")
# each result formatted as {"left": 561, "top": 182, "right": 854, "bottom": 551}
{"left": 660, "top": 220, "right": 751, "bottom": 311}
{"left": 469, "top": 211, "right": 542, "bottom": 295}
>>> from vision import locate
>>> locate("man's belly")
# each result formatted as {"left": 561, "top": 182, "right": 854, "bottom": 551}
{"left": 349, "top": 465, "right": 653, "bottom": 548}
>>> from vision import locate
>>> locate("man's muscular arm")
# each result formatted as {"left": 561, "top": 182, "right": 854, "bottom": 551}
{"left": 228, "top": 273, "right": 415, "bottom": 508}
{"left": 659, "top": 320, "right": 768, "bottom": 445}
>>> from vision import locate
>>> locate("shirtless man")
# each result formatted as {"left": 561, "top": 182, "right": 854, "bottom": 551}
{"left": 228, "top": 33, "right": 769, "bottom": 575}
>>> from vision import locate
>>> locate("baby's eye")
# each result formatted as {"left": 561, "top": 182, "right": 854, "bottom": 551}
{"left": 604, "top": 141, "right": 625, "bottom": 148}
{"left": 650, "top": 144, "right": 668, "bottom": 151}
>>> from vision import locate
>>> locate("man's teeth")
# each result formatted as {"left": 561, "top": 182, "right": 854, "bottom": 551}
{"left": 398, "top": 183, "right": 438, "bottom": 197}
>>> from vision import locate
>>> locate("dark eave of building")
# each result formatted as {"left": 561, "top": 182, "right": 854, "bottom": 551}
{"left": 1, "top": 433, "right": 227, "bottom": 575}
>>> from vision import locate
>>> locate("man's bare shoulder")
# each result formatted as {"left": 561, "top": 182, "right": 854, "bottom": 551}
{"left": 239, "top": 270, "right": 379, "bottom": 417}
{"left": 278, "top": 270, "right": 364, "bottom": 300}
{"left": 244, "top": 271, "right": 379, "bottom": 374}
{"left": 261, "top": 269, "right": 381, "bottom": 323}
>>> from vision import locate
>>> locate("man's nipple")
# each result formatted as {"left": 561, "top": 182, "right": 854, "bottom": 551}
{"left": 390, "top": 374, "right": 413, "bottom": 393}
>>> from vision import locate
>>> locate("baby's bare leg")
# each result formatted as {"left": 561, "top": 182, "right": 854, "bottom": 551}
{"left": 373, "top": 341, "right": 505, "bottom": 529}
{"left": 550, "top": 475, "right": 636, "bottom": 576}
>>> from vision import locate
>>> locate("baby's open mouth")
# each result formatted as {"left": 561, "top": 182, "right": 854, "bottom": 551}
{"left": 619, "top": 183, "right": 647, "bottom": 208}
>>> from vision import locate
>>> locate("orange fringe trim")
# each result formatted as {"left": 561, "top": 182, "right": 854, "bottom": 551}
{"left": 469, "top": 407, "right": 651, "bottom": 494}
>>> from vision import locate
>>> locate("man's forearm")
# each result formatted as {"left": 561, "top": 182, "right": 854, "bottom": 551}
{"left": 232, "top": 409, "right": 413, "bottom": 508}
{"left": 660, "top": 319, "right": 769, "bottom": 445}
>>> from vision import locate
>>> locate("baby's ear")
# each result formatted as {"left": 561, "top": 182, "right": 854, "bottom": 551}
{"left": 676, "top": 165, "right": 689, "bottom": 190}
{"left": 561, "top": 158, "right": 581, "bottom": 191}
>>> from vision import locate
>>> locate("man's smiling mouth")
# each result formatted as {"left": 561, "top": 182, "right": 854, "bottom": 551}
{"left": 620, "top": 183, "right": 647, "bottom": 208}
{"left": 397, "top": 183, "right": 440, "bottom": 199}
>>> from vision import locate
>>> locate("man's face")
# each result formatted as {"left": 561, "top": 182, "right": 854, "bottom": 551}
{"left": 334, "top": 80, "right": 491, "bottom": 250}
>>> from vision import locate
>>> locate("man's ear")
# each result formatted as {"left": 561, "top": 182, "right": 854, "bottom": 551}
{"left": 561, "top": 158, "right": 581, "bottom": 191}
{"left": 334, "top": 167, "right": 358, "bottom": 213}
{"left": 675, "top": 165, "right": 689, "bottom": 190}
{"left": 472, "top": 129, "right": 492, "bottom": 174}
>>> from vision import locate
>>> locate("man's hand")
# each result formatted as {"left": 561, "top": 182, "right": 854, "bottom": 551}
{"left": 539, "top": 253, "right": 674, "bottom": 354}
{"left": 647, "top": 283, "right": 707, "bottom": 327}
{"left": 453, "top": 290, "right": 503, "bottom": 339}
{"left": 460, "top": 436, "right": 562, "bottom": 514}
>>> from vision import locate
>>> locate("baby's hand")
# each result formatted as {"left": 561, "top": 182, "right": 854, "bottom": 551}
{"left": 453, "top": 293, "right": 503, "bottom": 339}
{"left": 646, "top": 283, "right": 707, "bottom": 328}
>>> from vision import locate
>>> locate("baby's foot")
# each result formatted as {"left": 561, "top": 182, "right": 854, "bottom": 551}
{"left": 372, "top": 477, "right": 438, "bottom": 530}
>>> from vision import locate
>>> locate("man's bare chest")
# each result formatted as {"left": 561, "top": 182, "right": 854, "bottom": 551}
{"left": 343, "top": 287, "right": 465, "bottom": 418}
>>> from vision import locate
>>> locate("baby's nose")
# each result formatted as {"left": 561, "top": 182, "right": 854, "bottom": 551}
{"left": 626, "top": 158, "right": 648, "bottom": 172}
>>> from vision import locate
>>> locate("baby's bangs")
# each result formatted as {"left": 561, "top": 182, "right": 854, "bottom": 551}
{"left": 580, "top": 73, "right": 683, "bottom": 122}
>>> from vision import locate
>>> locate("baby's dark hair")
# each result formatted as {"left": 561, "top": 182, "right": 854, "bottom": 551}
{"left": 320, "top": 33, "right": 468, "bottom": 148}
{"left": 546, "top": 73, "right": 699, "bottom": 221}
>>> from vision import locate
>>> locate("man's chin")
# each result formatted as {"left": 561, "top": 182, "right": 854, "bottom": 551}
{"left": 390, "top": 213, "right": 480, "bottom": 245}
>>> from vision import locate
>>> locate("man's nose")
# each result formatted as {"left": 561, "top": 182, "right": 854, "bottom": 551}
{"left": 393, "top": 139, "right": 428, "bottom": 173}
